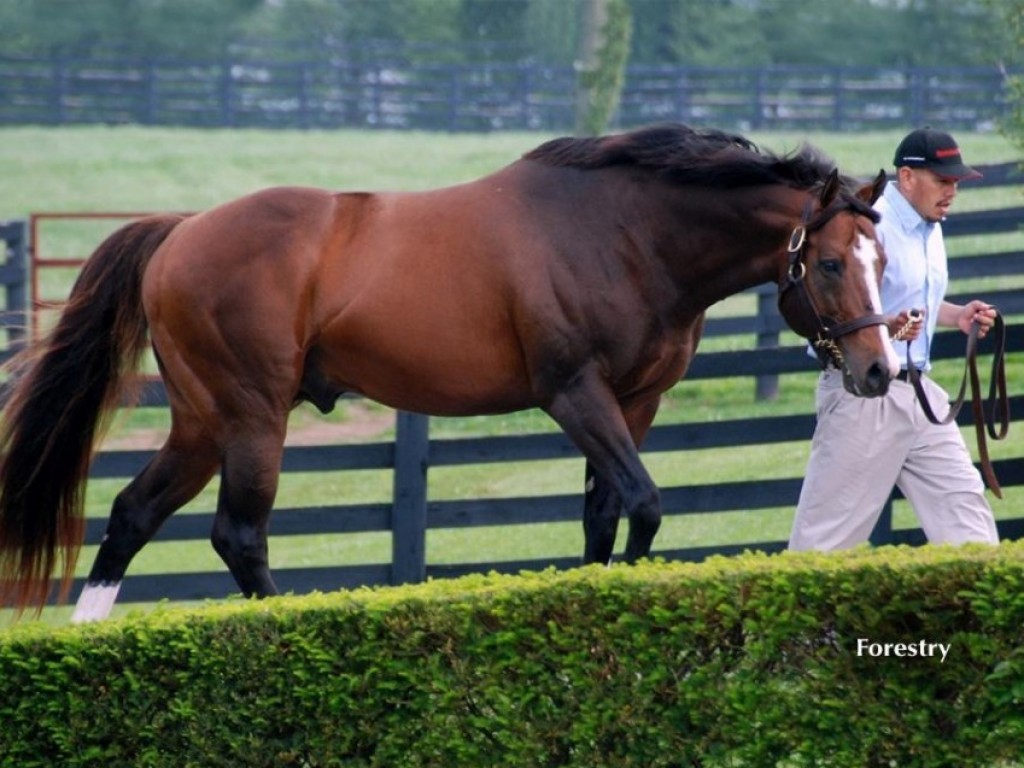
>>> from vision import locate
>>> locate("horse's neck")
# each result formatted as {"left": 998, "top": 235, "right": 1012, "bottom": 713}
{"left": 656, "top": 186, "right": 806, "bottom": 311}
{"left": 687, "top": 235, "right": 781, "bottom": 302}
{"left": 663, "top": 215, "right": 790, "bottom": 311}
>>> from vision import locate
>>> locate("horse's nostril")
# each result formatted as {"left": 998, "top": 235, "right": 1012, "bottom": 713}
{"left": 866, "top": 362, "right": 889, "bottom": 394}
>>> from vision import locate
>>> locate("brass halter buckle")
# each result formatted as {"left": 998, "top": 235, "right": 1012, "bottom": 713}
{"left": 787, "top": 225, "right": 807, "bottom": 254}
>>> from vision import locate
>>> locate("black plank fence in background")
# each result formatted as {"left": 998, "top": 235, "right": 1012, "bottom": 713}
{"left": 1, "top": 55, "right": 1019, "bottom": 133}
{"left": 0, "top": 221, "right": 27, "bottom": 357}
{"left": 0, "top": 163, "right": 1020, "bottom": 604}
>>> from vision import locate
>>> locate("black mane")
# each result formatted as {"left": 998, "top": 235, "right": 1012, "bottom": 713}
{"left": 523, "top": 123, "right": 837, "bottom": 191}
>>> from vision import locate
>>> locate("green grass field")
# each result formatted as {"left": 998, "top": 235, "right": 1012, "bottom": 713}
{"left": 1, "top": 125, "right": 1022, "bottom": 625}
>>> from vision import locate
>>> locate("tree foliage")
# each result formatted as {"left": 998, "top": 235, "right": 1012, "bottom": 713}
{"left": 993, "top": 0, "right": 1024, "bottom": 152}
{"left": 629, "top": 0, "right": 1015, "bottom": 68}
{"left": 0, "top": 0, "right": 1016, "bottom": 70}
{"left": 575, "top": 0, "right": 632, "bottom": 136}
{"left": 0, "top": 0, "right": 263, "bottom": 59}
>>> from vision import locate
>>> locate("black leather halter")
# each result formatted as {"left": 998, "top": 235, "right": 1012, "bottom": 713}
{"left": 776, "top": 199, "right": 888, "bottom": 370}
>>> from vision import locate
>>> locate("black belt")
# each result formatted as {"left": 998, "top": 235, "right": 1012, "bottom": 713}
{"left": 895, "top": 367, "right": 924, "bottom": 383}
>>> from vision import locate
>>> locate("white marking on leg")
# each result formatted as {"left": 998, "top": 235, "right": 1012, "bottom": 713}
{"left": 855, "top": 233, "right": 900, "bottom": 376}
{"left": 71, "top": 582, "right": 122, "bottom": 623}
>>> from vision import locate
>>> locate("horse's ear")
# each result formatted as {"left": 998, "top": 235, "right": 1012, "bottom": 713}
{"left": 819, "top": 168, "right": 841, "bottom": 208}
{"left": 858, "top": 169, "right": 887, "bottom": 206}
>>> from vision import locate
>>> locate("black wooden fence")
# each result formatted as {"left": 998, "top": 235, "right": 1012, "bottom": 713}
{"left": 1, "top": 55, "right": 1018, "bottom": 133}
{"left": 0, "top": 164, "right": 1021, "bottom": 605}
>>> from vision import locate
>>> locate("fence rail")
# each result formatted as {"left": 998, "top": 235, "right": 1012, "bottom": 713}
{"left": 1, "top": 163, "right": 1020, "bottom": 605}
{"left": 1, "top": 56, "right": 1019, "bottom": 132}
{"left": 75, "top": 400, "right": 1024, "bottom": 604}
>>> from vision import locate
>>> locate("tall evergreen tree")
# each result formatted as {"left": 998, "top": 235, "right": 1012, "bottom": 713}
{"left": 575, "top": 0, "right": 632, "bottom": 135}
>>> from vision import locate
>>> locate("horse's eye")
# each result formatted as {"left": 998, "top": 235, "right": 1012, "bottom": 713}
{"left": 819, "top": 260, "right": 842, "bottom": 276}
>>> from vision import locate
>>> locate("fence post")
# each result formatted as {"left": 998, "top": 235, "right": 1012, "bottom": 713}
{"left": 831, "top": 67, "right": 844, "bottom": 131}
{"left": 371, "top": 68, "right": 383, "bottom": 128}
{"left": 755, "top": 284, "right": 781, "bottom": 401}
{"left": 391, "top": 410, "right": 430, "bottom": 584}
{"left": 0, "top": 219, "right": 28, "bottom": 363}
{"left": 907, "top": 67, "right": 925, "bottom": 127}
{"left": 869, "top": 496, "right": 894, "bottom": 546}
{"left": 219, "top": 57, "right": 235, "bottom": 127}
{"left": 294, "top": 62, "right": 308, "bottom": 129}
{"left": 447, "top": 65, "right": 462, "bottom": 131}
{"left": 52, "top": 55, "right": 68, "bottom": 125}
{"left": 518, "top": 63, "right": 532, "bottom": 129}
{"left": 752, "top": 69, "right": 766, "bottom": 129}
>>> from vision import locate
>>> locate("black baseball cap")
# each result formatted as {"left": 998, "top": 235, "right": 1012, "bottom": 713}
{"left": 893, "top": 128, "right": 982, "bottom": 180}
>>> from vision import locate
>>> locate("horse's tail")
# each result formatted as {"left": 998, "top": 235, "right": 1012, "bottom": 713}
{"left": 0, "top": 214, "right": 184, "bottom": 612}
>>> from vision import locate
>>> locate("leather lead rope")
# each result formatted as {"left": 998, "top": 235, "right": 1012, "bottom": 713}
{"left": 906, "top": 313, "right": 1009, "bottom": 498}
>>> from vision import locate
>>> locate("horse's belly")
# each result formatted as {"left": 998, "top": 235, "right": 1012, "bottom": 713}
{"left": 313, "top": 323, "right": 535, "bottom": 417}
{"left": 327, "top": 360, "right": 536, "bottom": 417}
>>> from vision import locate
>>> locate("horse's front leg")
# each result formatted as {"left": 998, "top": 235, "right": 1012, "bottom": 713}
{"left": 545, "top": 371, "right": 662, "bottom": 565}
{"left": 581, "top": 396, "right": 661, "bottom": 565}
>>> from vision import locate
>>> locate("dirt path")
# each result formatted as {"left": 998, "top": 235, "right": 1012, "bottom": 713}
{"left": 101, "top": 401, "right": 395, "bottom": 450}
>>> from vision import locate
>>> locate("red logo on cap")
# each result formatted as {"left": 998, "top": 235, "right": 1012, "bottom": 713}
{"left": 935, "top": 148, "right": 961, "bottom": 158}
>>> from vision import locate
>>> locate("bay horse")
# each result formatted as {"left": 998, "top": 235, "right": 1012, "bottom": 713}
{"left": 0, "top": 124, "right": 897, "bottom": 620}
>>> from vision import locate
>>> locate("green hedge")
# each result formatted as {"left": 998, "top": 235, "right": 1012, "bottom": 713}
{"left": 2, "top": 544, "right": 1024, "bottom": 767}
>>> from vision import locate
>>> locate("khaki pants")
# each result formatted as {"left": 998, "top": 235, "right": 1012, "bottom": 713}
{"left": 789, "top": 368, "right": 998, "bottom": 551}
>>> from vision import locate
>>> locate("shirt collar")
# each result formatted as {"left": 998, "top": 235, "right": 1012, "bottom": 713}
{"left": 883, "top": 180, "right": 933, "bottom": 236}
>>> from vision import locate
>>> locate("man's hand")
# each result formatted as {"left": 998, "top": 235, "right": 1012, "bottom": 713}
{"left": 890, "top": 308, "right": 925, "bottom": 342}
{"left": 957, "top": 300, "right": 996, "bottom": 338}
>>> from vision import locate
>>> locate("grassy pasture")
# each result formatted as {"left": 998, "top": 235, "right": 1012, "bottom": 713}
{"left": 0, "top": 125, "right": 1021, "bottom": 625}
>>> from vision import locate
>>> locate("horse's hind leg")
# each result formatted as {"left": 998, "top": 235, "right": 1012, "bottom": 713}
{"left": 72, "top": 425, "right": 220, "bottom": 622}
{"left": 581, "top": 397, "right": 661, "bottom": 565}
{"left": 210, "top": 421, "right": 288, "bottom": 599}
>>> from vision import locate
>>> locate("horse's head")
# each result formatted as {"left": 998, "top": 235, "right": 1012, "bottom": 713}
{"left": 777, "top": 169, "right": 899, "bottom": 397}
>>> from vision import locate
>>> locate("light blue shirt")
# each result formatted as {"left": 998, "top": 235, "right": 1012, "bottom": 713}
{"left": 874, "top": 181, "right": 948, "bottom": 371}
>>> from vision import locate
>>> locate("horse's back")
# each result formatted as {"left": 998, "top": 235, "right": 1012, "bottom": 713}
{"left": 311, "top": 178, "right": 545, "bottom": 414}
{"left": 140, "top": 167, "right": 699, "bottom": 421}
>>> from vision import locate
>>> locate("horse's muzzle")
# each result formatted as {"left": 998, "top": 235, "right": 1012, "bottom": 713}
{"left": 842, "top": 359, "right": 892, "bottom": 398}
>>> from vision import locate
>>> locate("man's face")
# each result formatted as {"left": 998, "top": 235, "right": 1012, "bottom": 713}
{"left": 898, "top": 166, "right": 960, "bottom": 223}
